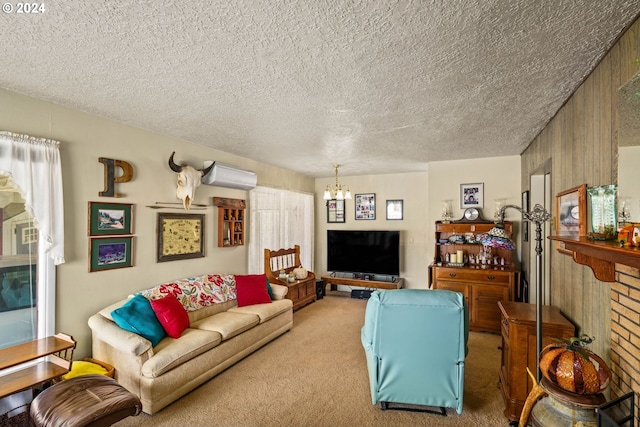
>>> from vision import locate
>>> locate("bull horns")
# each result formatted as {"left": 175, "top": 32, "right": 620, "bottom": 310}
{"left": 168, "top": 151, "right": 215, "bottom": 176}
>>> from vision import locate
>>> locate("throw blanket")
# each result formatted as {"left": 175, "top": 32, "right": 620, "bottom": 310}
{"left": 139, "top": 274, "right": 236, "bottom": 311}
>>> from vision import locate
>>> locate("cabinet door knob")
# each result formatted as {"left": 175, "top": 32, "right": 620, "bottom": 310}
{"left": 449, "top": 273, "right": 457, "bottom": 278}
{"left": 487, "top": 275, "right": 496, "bottom": 280}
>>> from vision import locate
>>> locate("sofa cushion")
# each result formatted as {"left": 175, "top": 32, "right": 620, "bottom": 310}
{"left": 228, "top": 298, "right": 292, "bottom": 323}
{"left": 141, "top": 328, "right": 222, "bottom": 378}
{"left": 187, "top": 299, "right": 237, "bottom": 324}
{"left": 150, "top": 294, "right": 190, "bottom": 338}
{"left": 190, "top": 311, "right": 259, "bottom": 340}
{"left": 235, "top": 274, "right": 272, "bottom": 307}
{"left": 111, "top": 294, "right": 166, "bottom": 347}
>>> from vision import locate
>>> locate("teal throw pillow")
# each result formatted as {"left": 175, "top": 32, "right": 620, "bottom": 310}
{"left": 266, "top": 277, "right": 274, "bottom": 300}
{"left": 111, "top": 294, "right": 166, "bottom": 346}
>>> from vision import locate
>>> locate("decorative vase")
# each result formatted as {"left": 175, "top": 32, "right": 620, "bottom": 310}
{"left": 587, "top": 185, "right": 617, "bottom": 240}
{"left": 538, "top": 336, "right": 610, "bottom": 395}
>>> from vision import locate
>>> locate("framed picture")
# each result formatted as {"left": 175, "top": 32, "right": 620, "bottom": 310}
{"left": 327, "top": 199, "right": 345, "bottom": 223}
{"left": 355, "top": 193, "right": 376, "bottom": 220}
{"left": 88, "top": 202, "right": 133, "bottom": 236}
{"left": 386, "top": 200, "right": 403, "bottom": 220}
{"left": 157, "top": 213, "right": 205, "bottom": 262}
{"left": 522, "top": 191, "right": 530, "bottom": 242}
{"left": 89, "top": 236, "right": 133, "bottom": 272}
{"left": 555, "top": 184, "right": 587, "bottom": 254}
{"left": 460, "top": 183, "right": 484, "bottom": 208}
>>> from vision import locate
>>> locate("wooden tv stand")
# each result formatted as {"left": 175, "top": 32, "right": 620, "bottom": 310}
{"left": 321, "top": 275, "right": 404, "bottom": 292}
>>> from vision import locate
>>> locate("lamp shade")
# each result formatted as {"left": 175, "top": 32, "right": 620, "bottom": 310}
{"left": 480, "top": 224, "right": 516, "bottom": 250}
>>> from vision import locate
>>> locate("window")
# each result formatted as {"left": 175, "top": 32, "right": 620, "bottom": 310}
{"left": 0, "top": 177, "right": 38, "bottom": 349}
{"left": 0, "top": 131, "right": 64, "bottom": 351}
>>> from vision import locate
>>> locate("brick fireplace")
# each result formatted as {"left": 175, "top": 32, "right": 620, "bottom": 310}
{"left": 610, "top": 263, "right": 640, "bottom": 423}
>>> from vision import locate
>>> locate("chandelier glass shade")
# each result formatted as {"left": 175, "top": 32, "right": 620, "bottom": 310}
{"left": 323, "top": 164, "right": 351, "bottom": 200}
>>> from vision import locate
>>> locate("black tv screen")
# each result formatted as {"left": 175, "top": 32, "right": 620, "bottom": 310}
{"left": 327, "top": 230, "right": 400, "bottom": 276}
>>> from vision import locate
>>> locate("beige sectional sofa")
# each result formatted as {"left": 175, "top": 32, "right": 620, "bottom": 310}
{"left": 87, "top": 273, "right": 293, "bottom": 415}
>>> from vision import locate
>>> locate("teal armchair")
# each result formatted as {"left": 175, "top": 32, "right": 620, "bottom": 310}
{"left": 361, "top": 289, "right": 469, "bottom": 414}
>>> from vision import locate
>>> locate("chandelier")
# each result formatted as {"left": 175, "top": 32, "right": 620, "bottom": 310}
{"left": 323, "top": 164, "right": 351, "bottom": 201}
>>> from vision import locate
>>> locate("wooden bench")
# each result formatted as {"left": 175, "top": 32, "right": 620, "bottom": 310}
{"left": 264, "top": 245, "right": 316, "bottom": 310}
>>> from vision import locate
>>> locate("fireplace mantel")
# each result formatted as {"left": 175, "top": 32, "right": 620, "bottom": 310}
{"left": 548, "top": 236, "right": 640, "bottom": 282}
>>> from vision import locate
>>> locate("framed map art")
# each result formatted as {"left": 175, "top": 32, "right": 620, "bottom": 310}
{"left": 157, "top": 213, "right": 205, "bottom": 262}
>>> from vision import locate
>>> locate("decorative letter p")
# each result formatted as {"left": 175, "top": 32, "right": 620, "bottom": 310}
{"left": 99, "top": 157, "right": 134, "bottom": 197}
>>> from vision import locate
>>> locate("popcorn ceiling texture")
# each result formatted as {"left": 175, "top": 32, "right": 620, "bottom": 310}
{"left": 1, "top": 1, "right": 639, "bottom": 177}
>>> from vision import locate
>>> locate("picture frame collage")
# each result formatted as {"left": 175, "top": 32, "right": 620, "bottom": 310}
{"left": 88, "top": 202, "right": 134, "bottom": 272}
{"left": 326, "top": 194, "right": 405, "bottom": 222}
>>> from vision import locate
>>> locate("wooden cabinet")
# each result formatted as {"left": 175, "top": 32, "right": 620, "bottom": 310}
{"left": 497, "top": 301, "right": 575, "bottom": 423}
{"left": 264, "top": 245, "right": 316, "bottom": 311}
{"left": 285, "top": 277, "right": 317, "bottom": 310}
{"left": 213, "top": 197, "right": 245, "bottom": 247}
{"left": 430, "top": 219, "right": 519, "bottom": 334}
{"left": 432, "top": 266, "right": 515, "bottom": 333}
{"left": 433, "top": 220, "right": 515, "bottom": 268}
{"left": 0, "top": 333, "right": 76, "bottom": 399}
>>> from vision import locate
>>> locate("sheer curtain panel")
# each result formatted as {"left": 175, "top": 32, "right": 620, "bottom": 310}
{"left": 0, "top": 131, "right": 65, "bottom": 265}
{"left": 248, "top": 187, "right": 314, "bottom": 274}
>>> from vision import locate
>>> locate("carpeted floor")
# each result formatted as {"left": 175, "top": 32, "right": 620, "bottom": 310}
{"left": 114, "top": 292, "right": 509, "bottom": 427}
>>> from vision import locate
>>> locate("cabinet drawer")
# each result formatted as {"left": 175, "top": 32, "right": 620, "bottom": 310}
{"left": 436, "top": 223, "right": 495, "bottom": 233}
{"left": 434, "top": 268, "right": 511, "bottom": 285}
{"left": 432, "top": 281, "right": 469, "bottom": 302}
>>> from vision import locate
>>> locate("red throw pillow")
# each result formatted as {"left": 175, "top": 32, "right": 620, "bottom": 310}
{"left": 236, "top": 274, "right": 272, "bottom": 307}
{"left": 150, "top": 294, "right": 190, "bottom": 338}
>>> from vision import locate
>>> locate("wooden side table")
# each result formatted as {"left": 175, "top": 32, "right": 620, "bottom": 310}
{"left": 497, "top": 301, "right": 574, "bottom": 423}
{"left": 0, "top": 333, "right": 76, "bottom": 400}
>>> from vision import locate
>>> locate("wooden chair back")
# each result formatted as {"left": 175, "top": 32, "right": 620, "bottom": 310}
{"left": 264, "top": 245, "right": 304, "bottom": 283}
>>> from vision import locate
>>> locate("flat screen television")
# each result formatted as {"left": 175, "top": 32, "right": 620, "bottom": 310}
{"left": 327, "top": 230, "right": 400, "bottom": 277}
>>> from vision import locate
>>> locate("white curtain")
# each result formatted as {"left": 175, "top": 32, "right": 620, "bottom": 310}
{"left": 0, "top": 131, "right": 65, "bottom": 265}
{"left": 248, "top": 186, "right": 314, "bottom": 274}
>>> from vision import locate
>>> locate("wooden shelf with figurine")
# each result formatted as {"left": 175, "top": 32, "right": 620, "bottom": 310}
{"left": 213, "top": 197, "right": 245, "bottom": 247}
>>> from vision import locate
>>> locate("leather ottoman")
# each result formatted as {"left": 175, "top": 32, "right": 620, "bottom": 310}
{"left": 30, "top": 374, "right": 141, "bottom": 427}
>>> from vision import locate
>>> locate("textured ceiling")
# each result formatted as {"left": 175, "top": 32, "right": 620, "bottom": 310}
{"left": 1, "top": 1, "right": 639, "bottom": 178}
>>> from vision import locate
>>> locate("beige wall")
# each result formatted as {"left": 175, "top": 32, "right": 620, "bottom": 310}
{"left": 0, "top": 88, "right": 314, "bottom": 357}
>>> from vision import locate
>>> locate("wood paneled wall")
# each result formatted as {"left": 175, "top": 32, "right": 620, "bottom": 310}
{"left": 521, "top": 17, "right": 640, "bottom": 361}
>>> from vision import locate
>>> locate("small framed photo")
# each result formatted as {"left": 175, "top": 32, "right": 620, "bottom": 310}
{"left": 355, "top": 193, "right": 376, "bottom": 220}
{"left": 88, "top": 202, "right": 133, "bottom": 236}
{"left": 327, "top": 199, "right": 346, "bottom": 223}
{"left": 386, "top": 200, "right": 403, "bottom": 220}
{"left": 89, "top": 236, "right": 134, "bottom": 272}
{"left": 555, "top": 184, "right": 587, "bottom": 255}
{"left": 157, "top": 213, "right": 205, "bottom": 262}
{"left": 460, "top": 183, "right": 484, "bottom": 209}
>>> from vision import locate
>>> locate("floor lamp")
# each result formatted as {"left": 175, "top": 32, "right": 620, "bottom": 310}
{"left": 481, "top": 203, "right": 551, "bottom": 381}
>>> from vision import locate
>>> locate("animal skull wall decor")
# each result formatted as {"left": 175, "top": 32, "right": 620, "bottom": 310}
{"left": 168, "top": 152, "right": 215, "bottom": 209}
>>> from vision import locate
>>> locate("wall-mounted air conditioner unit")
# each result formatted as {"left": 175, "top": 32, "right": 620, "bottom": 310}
{"left": 202, "top": 161, "right": 257, "bottom": 190}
